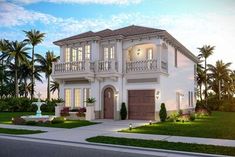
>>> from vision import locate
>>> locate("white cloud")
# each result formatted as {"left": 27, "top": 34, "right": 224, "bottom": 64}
{"left": 13, "top": 0, "right": 142, "bottom": 5}
{"left": 0, "top": 2, "right": 57, "bottom": 27}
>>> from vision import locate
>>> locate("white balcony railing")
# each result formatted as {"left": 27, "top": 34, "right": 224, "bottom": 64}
{"left": 53, "top": 61, "right": 94, "bottom": 74}
{"left": 126, "top": 59, "right": 158, "bottom": 73}
{"left": 97, "top": 60, "right": 118, "bottom": 72}
{"left": 53, "top": 60, "right": 118, "bottom": 74}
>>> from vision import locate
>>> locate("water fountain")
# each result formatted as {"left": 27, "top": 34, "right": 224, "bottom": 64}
{"left": 21, "top": 93, "right": 55, "bottom": 122}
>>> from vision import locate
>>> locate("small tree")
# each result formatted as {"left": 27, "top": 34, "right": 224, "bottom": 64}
{"left": 120, "top": 102, "right": 127, "bottom": 120}
{"left": 159, "top": 103, "right": 167, "bottom": 122}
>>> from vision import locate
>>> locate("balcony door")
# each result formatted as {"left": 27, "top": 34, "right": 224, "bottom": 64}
{"left": 147, "top": 48, "right": 153, "bottom": 69}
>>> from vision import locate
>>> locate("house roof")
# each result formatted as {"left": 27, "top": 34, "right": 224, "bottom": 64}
{"left": 54, "top": 25, "right": 165, "bottom": 44}
{"left": 53, "top": 25, "right": 199, "bottom": 63}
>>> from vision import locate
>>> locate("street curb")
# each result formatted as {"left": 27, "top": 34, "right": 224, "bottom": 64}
{"left": 0, "top": 134, "right": 228, "bottom": 157}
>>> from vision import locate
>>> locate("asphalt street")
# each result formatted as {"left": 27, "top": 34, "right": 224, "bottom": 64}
{"left": 0, "top": 137, "right": 159, "bottom": 157}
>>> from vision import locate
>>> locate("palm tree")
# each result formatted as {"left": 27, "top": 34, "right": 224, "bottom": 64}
{"left": 24, "top": 29, "right": 45, "bottom": 99}
{"left": 197, "top": 64, "right": 206, "bottom": 101}
{"left": 4, "top": 41, "right": 30, "bottom": 97}
{"left": 36, "top": 51, "right": 59, "bottom": 100}
{"left": 208, "top": 60, "right": 231, "bottom": 100}
{"left": 198, "top": 45, "right": 215, "bottom": 105}
{"left": 50, "top": 81, "right": 60, "bottom": 98}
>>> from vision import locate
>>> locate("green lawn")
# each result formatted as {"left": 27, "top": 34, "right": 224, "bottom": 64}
{"left": 0, "top": 128, "right": 45, "bottom": 134}
{"left": 121, "top": 112, "right": 235, "bottom": 140}
{"left": 0, "top": 112, "right": 97, "bottom": 128}
{"left": 87, "top": 136, "right": 235, "bottom": 156}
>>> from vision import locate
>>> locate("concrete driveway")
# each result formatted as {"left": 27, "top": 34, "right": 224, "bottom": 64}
{"left": 20, "top": 119, "right": 149, "bottom": 142}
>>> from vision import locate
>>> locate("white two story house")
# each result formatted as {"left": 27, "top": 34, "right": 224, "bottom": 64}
{"left": 52, "top": 25, "right": 198, "bottom": 120}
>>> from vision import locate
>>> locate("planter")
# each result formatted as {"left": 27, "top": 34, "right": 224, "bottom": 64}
{"left": 55, "top": 105, "right": 64, "bottom": 117}
{"left": 86, "top": 105, "right": 95, "bottom": 120}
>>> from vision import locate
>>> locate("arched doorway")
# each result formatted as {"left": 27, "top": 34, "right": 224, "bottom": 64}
{"left": 104, "top": 87, "right": 114, "bottom": 119}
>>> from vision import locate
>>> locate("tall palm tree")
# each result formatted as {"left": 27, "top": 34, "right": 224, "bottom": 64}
{"left": 5, "top": 41, "right": 30, "bottom": 97}
{"left": 208, "top": 60, "right": 231, "bottom": 100}
{"left": 198, "top": 45, "right": 215, "bottom": 105}
{"left": 50, "top": 81, "right": 60, "bottom": 98}
{"left": 24, "top": 29, "right": 45, "bottom": 99}
{"left": 197, "top": 64, "right": 206, "bottom": 101}
{"left": 36, "top": 51, "right": 59, "bottom": 100}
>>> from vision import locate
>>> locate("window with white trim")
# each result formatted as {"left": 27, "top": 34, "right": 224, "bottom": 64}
{"left": 85, "top": 45, "right": 91, "bottom": 60}
{"left": 104, "top": 47, "right": 109, "bottom": 60}
{"left": 147, "top": 48, "right": 153, "bottom": 60}
{"left": 110, "top": 46, "right": 115, "bottom": 59}
{"left": 78, "top": 47, "right": 83, "bottom": 61}
{"left": 174, "top": 48, "right": 178, "bottom": 67}
{"left": 65, "top": 89, "right": 71, "bottom": 107}
{"left": 65, "top": 47, "right": 70, "bottom": 62}
{"left": 72, "top": 48, "right": 77, "bottom": 62}
{"left": 74, "top": 88, "right": 81, "bottom": 108}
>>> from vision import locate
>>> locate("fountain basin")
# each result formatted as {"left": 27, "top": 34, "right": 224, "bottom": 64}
{"left": 21, "top": 115, "right": 55, "bottom": 122}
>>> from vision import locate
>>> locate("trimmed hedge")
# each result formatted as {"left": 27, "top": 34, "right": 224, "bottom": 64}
{"left": 0, "top": 97, "right": 57, "bottom": 112}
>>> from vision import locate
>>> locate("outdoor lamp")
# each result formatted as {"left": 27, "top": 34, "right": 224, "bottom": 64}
{"left": 129, "top": 123, "right": 132, "bottom": 131}
{"left": 149, "top": 120, "right": 152, "bottom": 125}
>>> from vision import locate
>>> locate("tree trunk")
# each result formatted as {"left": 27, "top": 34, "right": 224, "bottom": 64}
{"left": 199, "top": 84, "right": 203, "bottom": 101}
{"left": 204, "top": 59, "right": 207, "bottom": 105}
{"left": 31, "top": 45, "right": 35, "bottom": 100}
{"left": 58, "top": 87, "right": 60, "bottom": 99}
{"left": 24, "top": 78, "right": 27, "bottom": 98}
{"left": 218, "top": 80, "right": 221, "bottom": 100}
{"left": 15, "top": 58, "right": 19, "bottom": 97}
{"left": 47, "top": 75, "right": 50, "bottom": 100}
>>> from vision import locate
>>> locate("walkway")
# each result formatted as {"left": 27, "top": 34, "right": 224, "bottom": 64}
{"left": 1, "top": 120, "right": 235, "bottom": 147}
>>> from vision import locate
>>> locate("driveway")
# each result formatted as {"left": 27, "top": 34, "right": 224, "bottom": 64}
{"left": 19, "top": 119, "right": 149, "bottom": 142}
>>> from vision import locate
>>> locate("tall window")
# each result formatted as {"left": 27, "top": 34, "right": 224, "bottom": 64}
{"left": 104, "top": 47, "right": 109, "bottom": 60}
{"left": 147, "top": 48, "right": 153, "bottom": 60}
{"left": 174, "top": 48, "right": 178, "bottom": 67}
{"left": 188, "top": 91, "right": 194, "bottom": 107}
{"left": 65, "top": 47, "right": 70, "bottom": 62}
{"left": 72, "top": 48, "right": 77, "bottom": 62}
{"left": 65, "top": 89, "right": 71, "bottom": 107}
{"left": 83, "top": 88, "right": 91, "bottom": 107}
{"left": 74, "top": 88, "right": 81, "bottom": 108}
{"left": 110, "top": 46, "right": 115, "bottom": 59}
{"left": 78, "top": 47, "right": 83, "bottom": 61}
{"left": 85, "top": 45, "right": 91, "bottom": 60}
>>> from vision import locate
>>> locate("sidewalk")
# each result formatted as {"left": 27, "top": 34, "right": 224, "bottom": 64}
{"left": 1, "top": 120, "right": 235, "bottom": 147}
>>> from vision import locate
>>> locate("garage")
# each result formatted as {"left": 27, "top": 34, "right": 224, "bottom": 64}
{"left": 128, "top": 90, "right": 155, "bottom": 120}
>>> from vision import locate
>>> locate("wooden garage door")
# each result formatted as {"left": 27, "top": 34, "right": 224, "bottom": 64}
{"left": 128, "top": 90, "right": 155, "bottom": 120}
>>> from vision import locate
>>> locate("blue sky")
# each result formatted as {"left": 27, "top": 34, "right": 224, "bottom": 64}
{"left": 1, "top": 0, "right": 235, "bottom": 98}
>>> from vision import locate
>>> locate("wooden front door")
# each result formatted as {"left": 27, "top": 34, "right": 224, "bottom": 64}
{"left": 128, "top": 90, "right": 155, "bottom": 120}
{"left": 104, "top": 87, "right": 114, "bottom": 119}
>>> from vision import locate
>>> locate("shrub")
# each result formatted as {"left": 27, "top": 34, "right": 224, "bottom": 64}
{"left": 159, "top": 103, "right": 167, "bottom": 122}
{"left": 0, "top": 97, "right": 56, "bottom": 112}
{"left": 195, "top": 108, "right": 210, "bottom": 118}
{"left": 167, "top": 112, "right": 180, "bottom": 122}
{"left": 189, "top": 113, "right": 196, "bottom": 121}
{"left": 120, "top": 102, "right": 127, "bottom": 120}
{"left": 76, "top": 107, "right": 86, "bottom": 117}
{"left": 51, "top": 117, "right": 64, "bottom": 124}
{"left": 26, "top": 121, "right": 37, "bottom": 125}
{"left": 60, "top": 107, "right": 70, "bottom": 117}
{"left": 12, "top": 117, "right": 26, "bottom": 125}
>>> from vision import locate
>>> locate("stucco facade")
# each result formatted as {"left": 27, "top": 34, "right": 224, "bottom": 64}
{"left": 52, "top": 25, "right": 198, "bottom": 120}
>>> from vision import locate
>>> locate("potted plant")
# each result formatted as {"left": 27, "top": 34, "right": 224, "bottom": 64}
{"left": 85, "top": 97, "right": 96, "bottom": 106}
{"left": 56, "top": 98, "right": 64, "bottom": 106}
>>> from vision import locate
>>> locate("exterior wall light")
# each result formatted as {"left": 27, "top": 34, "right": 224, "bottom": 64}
{"left": 137, "top": 49, "right": 140, "bottom": 55}
{"left": 115, "top": 91, "right": 119, "bottom": 97}
{"left": 129, "top": 123, "right": 132, "bottom": 130}
{"left": 155, "top": 90, "right": 160, "bottom": 100}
